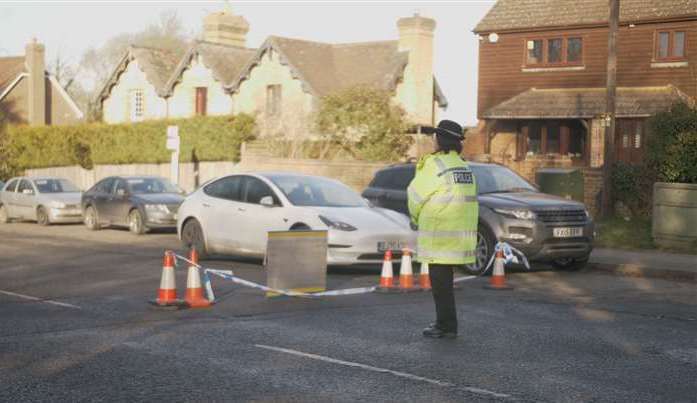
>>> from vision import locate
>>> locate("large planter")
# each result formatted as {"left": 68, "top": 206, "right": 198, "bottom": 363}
{"left": 652, "top": 182, "right": 697, "bottom": 250}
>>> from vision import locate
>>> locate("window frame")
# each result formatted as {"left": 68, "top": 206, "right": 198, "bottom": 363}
{"left": 523, "top": 36, "right": 585, "bottom": 67}
{"left": 265, "top": 84, "right": 282, "bottom": 118}
{"left": 4, "top": 179, "right": 19, "bottom": 192}
{"left": 654, "top": 30, "right": 687, "bottom": 62}
{"left": 203, "top": 175, "right": 244, "bottom": 202}
{"left": 129, "top": 89, "right": 145, "bottom": 122}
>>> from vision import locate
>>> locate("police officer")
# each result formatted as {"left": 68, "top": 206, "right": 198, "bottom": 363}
{"left": 407, "top": 120, "right": 478, "bottom": 339}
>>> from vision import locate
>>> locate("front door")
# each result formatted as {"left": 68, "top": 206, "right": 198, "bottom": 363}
{"left": 615, "top": 119, "right": 645, "bottom": 164}
{"left": 109, "top": 179, "right": 131, "bottom": 225}
{"left": 199, "top": 175, "right": 245, "bottom": 254}
{"left": 15, "top": 179, "right": 36, "bottom": 219}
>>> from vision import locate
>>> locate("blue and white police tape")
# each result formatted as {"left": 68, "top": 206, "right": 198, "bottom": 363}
{"left": 204, "top": 269, "right": 377, "bottom": 300}
{"left": 172, "top": 252, "right": 478, "bottom": 300}
{"left": 471, "top": 242, "right": 531, "bottom": 276}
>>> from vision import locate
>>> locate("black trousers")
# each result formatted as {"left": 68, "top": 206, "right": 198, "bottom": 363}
{"left": 429, "top": 264, "right": 457, "bottom": 333}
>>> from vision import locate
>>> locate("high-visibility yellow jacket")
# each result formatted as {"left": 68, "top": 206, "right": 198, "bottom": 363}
{"left": 407, "top": 151, "right": 479, "bottom": 265}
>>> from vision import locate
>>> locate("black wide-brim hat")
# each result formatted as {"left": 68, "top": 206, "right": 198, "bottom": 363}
{"left": 421, "top": 119, "right": 464, "bottom": 140}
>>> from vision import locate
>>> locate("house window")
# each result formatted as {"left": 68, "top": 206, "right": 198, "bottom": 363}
{"left": 525, "top": 37, "right": 584, "bottom": 66}
{"left": 526, "top": 40, "right": 543, "bottom": 64}
{"left": 567, "top": 38, "right": 583, "bottom": 62}
{"left": 195, "top": 87, "right": 207, "bottom": 116}
{"left": 656, "top": 30, "right": 687, "bottom": 61}
{"left": 266, "top": 84, "right": 282, "bottom": 117}
{"left": 521, "top": 121, "right": 586, "bottom": 159}
{"left": 129, "top": 89, "right": 144, "bottom": 122}
{"left": 547, "top": 38, "right": 563, "bottom": 63}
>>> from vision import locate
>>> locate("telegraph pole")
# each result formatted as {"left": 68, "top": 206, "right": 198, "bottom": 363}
{"left": 602, "top": 0, "right": 619, "bottom": 217}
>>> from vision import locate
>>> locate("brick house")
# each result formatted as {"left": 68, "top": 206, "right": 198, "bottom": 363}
{"left": 96, "top": 8, "right": 448, "bottom": 137}
{"left": 0, "top": 39, "right": 84, "bottom": 126}
{"left": 466, "top": 0, "right": 696, "bottom": 214}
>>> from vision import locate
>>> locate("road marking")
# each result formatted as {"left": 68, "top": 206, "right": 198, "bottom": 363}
{"left": 255, "top": 344, "right": 512, "bottom": 400}
{"left": 0, "top": 290, "right": 81, "bottom": 310}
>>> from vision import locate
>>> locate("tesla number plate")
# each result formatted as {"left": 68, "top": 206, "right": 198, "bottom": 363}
{"left": 377, "top": 241, "right": 406, "bottom": 252}
{"left": 553, "top": 227, "right": 583, "bottom": 238}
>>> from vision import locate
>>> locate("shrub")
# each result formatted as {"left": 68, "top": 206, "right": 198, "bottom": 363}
{"left": 645, "top": 102, "right": 697, "bottom": 184}
{"left": 2, "top": 114, "right": 256, "bottom": 173}
{"left": 315, "top": 86, "right": 412, "bottom": 162}
{"left": 611, "top": 162, "right": 654, "bottom": 218}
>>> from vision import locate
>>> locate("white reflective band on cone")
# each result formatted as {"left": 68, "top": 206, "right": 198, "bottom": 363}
{"left": 187, "top": 266, "right": 202, "bottom": 288}
{"left": 160, "top": 266, "right": 175, "bottom": 290}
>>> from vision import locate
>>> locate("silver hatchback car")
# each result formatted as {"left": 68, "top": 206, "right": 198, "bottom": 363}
{"left": 0, "top": 177, "right": 83, "bottom": 225}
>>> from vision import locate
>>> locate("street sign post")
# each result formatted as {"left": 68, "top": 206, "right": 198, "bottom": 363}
{"left": 166, "top": 126, "right": 180, "bottom": 185}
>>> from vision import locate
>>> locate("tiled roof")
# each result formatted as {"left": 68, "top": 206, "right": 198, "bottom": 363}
{"left": 96, "top": 45, "right": 182, "bottom": 102}
{"left": 482, "top": 86, "right": 694, "bottom": 119}
{"left": 0, "top": 56, "right": 26, "bottom": 97}
{"left": 227, "top": 36, "right": 448, "bottom": 107}
{"left": 475, "top": 0, "right": 697, "bottom": 33}
{"left": 164, "top": 41, "right": 256, "bottom": 95}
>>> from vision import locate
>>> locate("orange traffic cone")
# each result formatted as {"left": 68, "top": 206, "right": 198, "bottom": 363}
{"left": 184, "top": 249, "right": 211, "bottom": 308}
{"left": 378, "top": 250, "right": 395, "bottom": 289}
{"left": 399, "top": 248, "right": 416, "bottom": 290}
{"left": 484, "top": 248, "right": 514, "bottom": 290}
{"left": 419, "top": 262, "right": 432, "bottom": 290}
{"left": 153, "top": 251, "right": 183, "bottom": 306}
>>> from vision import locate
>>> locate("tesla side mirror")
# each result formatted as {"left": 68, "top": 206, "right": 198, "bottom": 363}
{"left": 22, "top": 189, "right": 34, "bottom": 195}
{"left": 260, "top": 196, "right": 275, "bottom": 207}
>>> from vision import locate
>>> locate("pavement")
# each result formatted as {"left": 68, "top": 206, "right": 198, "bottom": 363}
{"left": 590, "top": 248, "right": 697, "bottom": 282}
{"left": 0, "top": 223, "right": 696, "bottom": 402}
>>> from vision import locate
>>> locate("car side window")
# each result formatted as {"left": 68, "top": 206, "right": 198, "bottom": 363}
{"left": 204, "top": 176, "right": 243, "bottom": 202}
{"left": 242, "top": 177, "right": 279, "bottom": 205}
{"left": 17, "top": 180, "right": 34, "bottom": 195}
{"left": 4, "top": 179, "right": 19, "bottom": 192}
{"left": 114, "top": 179, "right": 128, "bottom": 195}
{"left": 370, "top": 171, "right": 390, "bottom": 189}
{"left": 387, "top": 167, "right": 415, "bottom": 190}
{"left": 96, "top": 178, "right": 115, "bottom": 194}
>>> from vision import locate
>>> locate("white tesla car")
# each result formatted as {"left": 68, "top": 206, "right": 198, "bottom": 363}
{"left": 177, "top": 172, "right": 416, "bottom": 265}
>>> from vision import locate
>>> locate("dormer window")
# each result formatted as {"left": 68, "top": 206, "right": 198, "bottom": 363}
{"left": 129, "top": 89, "right": 144, "bottom": 122}
{"left": 524, "top": 36, "right": 583, "bottom": 66}
{"left": 656, "top": 30, "right": 686, "bottom": 61}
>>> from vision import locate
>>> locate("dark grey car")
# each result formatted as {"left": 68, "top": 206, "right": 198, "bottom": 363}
{"left": 81, "top": 176, "right": 184, "bottom": 234}
{"left": 362, "top": 162, "right": 594, "bottom": 272}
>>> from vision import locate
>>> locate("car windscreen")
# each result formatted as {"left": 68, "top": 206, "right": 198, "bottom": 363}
{"left": 470, "top": 165, "right": 536, "bottom": 195}
{"left": 126, "top": 178, "right": 179, "bottom": 194}
{"left": 33, "top": 179, "right": 80, "bottom": 193}
{"left": 268, "top": 175, "right": 366, "bottom": 207}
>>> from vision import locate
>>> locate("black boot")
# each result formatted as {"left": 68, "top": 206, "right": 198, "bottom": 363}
{"left": 422, "top": 324, "right": 457, "bottom": 339}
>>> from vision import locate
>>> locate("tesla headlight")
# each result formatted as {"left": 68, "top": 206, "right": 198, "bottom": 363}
{"left": 319, "top": 215, "right": 357, "bottom": 231}
{"left": 49, "top": 201, "right": 67, "bottom": 208}
{"left": 145, "top": 204, "right": 169, "bottom": 213}
{"left": 493, "top": 208, "right": 536, "bottom": 220}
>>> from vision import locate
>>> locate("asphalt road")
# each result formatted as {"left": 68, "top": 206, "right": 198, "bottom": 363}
{"left": 1, "top": 223, "right": 696, "bottom": 402}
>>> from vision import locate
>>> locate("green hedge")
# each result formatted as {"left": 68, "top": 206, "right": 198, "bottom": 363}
{"left": 2, "top": 114, "right": 256, "bottom": 172}
{"left": 646, "top": 102, "right": 697, "bottom": 184}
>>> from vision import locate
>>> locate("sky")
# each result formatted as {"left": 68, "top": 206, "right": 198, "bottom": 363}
{"left": 0, "top": 1, "right": 495, "bottom": 126}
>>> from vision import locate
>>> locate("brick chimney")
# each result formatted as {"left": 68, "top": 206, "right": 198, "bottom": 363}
{"left": 397, "top": 13, "right": 436, "bottom": 126}
{"left": 25, "top": 38, "right": 46, "bottom": 126}
{"left": 203, "top": 7, "right": 249, "bottom": 47}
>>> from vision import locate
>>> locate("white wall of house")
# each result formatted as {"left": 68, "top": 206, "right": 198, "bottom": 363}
{"left": 232, "top": 49, "right": 314, "bottom": 139}
{"left": 168, "top": 55, "right": 233, "bottom": 119}
{"left": 102, "top": 60, "right": 167, "bottom": 124}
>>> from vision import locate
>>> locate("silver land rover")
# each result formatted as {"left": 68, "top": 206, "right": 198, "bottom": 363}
{"left": 362, "top": 162, "right": 594, "bottom": 272}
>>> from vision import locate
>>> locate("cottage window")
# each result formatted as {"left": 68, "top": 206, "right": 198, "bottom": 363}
{"left": 656, "top": 30, "right": 687, "bottom": 61}
{"left": 266, "top": 84, "right": 282, "bottom": 117}
{"left": 524, "top": 37, "right": 584, "bottom": 66}
{"left": 130, "top": 89, "right": 144, "bottom": 122}
{"left": 195, "top": 87, "right": 207, "bottom": 116}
